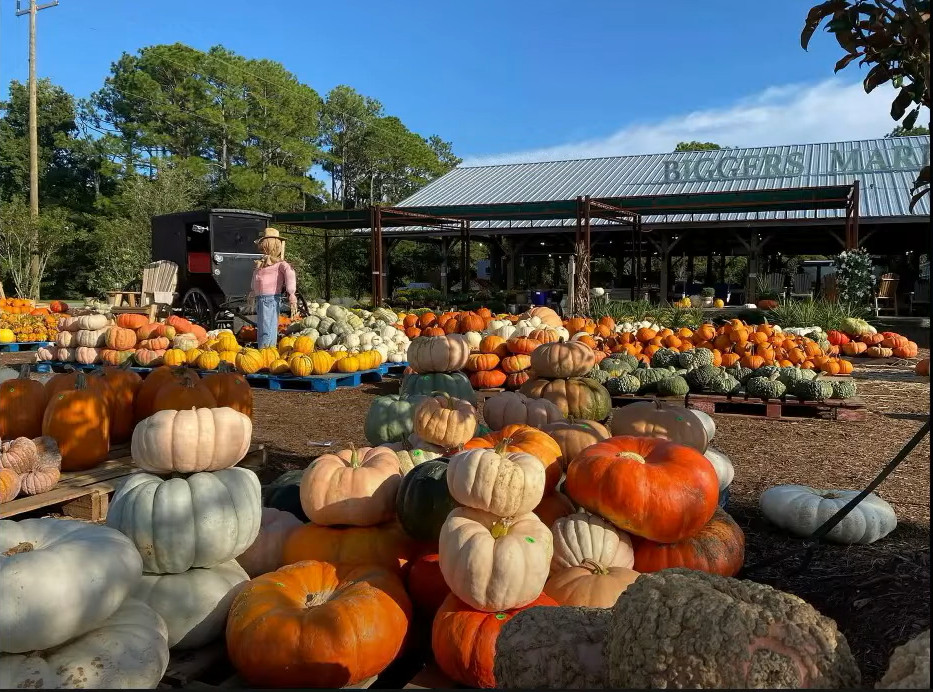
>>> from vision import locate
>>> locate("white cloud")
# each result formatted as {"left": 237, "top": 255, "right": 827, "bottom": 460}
{"left": 461, "top": 78, "right": 930, "bottom": 167}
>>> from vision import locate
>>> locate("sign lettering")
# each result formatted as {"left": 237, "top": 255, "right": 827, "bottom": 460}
{"left": 661, "top": 144, "right": 929, "bottom": 183}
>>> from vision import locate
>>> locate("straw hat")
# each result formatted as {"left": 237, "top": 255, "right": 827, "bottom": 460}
{"left": 255, "top": 227, "right": 283, "bottom": 244}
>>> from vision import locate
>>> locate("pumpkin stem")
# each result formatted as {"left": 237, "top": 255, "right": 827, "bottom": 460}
{"left": 348, "top": 443, "right": 360, "bottom": 468}
{"left": 580, "top": 558, "right": 609, "bottom": 575}
{"left": 2, "top": 541, "right": 34, "bottom": 556}
{"left": 615, "top": 451, "right": 646, "bottom": 464}
{"left": 490, "top": 518, "right": 513, "bottom": 539}
{"left": 305, "top": 591, "right": 330, "bottom": 608}
{"left": 493, "top": 438, "right": 510, "bottom": 455}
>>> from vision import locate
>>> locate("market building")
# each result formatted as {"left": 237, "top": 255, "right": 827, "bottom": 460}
{"left": 273, "top": 135, "right": 930, "bottom": 310}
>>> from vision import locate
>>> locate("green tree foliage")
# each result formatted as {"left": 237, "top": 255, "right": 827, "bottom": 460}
{"left": 802, "top": 0, "right": 930, "bottom": 207}
{"left": 673, "top": 141, "right": 725, "bottom": 151}
{"left": 0, "top": 42, "right": 461, "bottom": 299}
{"left": 886, "top": 124, "right": 930, "bottom": 137}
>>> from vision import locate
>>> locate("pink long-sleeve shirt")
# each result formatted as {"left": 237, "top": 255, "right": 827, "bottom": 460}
{"left": 252, "top": 261, "right": 297, "bottom": 301}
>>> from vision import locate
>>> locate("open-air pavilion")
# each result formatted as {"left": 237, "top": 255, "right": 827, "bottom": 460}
{"left": 272, "top": 136, "right": 931, "bottom": 310}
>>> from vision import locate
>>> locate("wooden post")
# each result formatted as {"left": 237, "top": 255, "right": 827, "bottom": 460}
{"left": 747, "top": 232, "right": 760, "bottom": 303}
{"left": 659, "top": 233, "right": 670, "bottom": 304}
{"left": 440, "top": 237, "right": 450, "bottom": 295}
{"left": 323, "top": 231, "right": 331, "bottom": 301}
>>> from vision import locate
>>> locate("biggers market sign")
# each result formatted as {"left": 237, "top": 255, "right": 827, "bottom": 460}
{"left": 661, "top": 143, "right": 931, "bottom": 183}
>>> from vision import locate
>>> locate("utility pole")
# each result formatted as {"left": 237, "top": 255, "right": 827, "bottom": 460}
{"left": 16, "top": 0, "right": 59, "bottom": 301}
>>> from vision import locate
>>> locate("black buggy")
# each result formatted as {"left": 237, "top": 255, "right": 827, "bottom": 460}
{"left": 151, "top": 208, "right": 307, "bottom": 330}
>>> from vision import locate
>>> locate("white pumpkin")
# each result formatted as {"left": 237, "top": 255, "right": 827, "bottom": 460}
{"left": 73, "top": 328, "right": 109, "bottom": 348}
{"left": 132, "top": 560, "right": 249, "bottom": 649}
{"left": 439, "top": 507, "right": 553, "bottom": 612}
{"left": 446, "top": 447, "right": 546, "bottom": 517}
{"left": 759, "top": 484, "right": 897, "bottom": 545}
{"left": 130, "top": 407, "right": 253, "bottom": 474}
{"left": 550, "top": 512, "right": 635, "bottom": 575}
{"left": 0, "top": 518, "right": 143, "bottom": 654}
{"left": 492, "top": 323, "right": 517, "bottom": 340}
{"left": 236, "top": 508, "right": 303, "bottom": 578}
{"left": 462, "top": 331, "right": 483, "bottom": 350}
{"left": 107, "top": 468, "right": 262, "bottom": 573}
{"left": 704, "top": 447, "right": 734, "bottom": 491}
{"left": 691, "top": 408, "right": 717, "bottom": 442}
{"left": 0, "top": 598, "right": 169, "bottom": 689}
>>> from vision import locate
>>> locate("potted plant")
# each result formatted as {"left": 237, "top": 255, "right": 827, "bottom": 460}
{"left": 756, "top": 289, "right": 780, "bottom": 310}
{"left": 700, "top": 287, "right": 716, "bottom": 308}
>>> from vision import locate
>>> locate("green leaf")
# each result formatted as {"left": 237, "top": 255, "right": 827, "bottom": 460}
{"left": 891, "top": 87, "right": 915, "bottom": 120}
{"left": 863, "top": 63, "right": 892, "bottom": 92}
{"left": 801, "top": 0, "right": 849, "bottom": 49}
{"left": 909, "top": 165, "right": 931, "bottom": 211}
{"left": 833, "top": 52, "right": 861, "bottom": 72}
{"left": 902, "top": 106, "right": 921, "bottom": 131}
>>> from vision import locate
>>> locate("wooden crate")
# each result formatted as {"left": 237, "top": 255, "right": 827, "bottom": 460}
{"left": 686, "top": 393, "right": 866, "bottom": 421}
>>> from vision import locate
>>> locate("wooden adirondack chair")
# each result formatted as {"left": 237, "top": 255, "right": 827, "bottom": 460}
{"left": 759, "top": 273, "right": 787, "bottom": 300}
{"left": 909, "top": 279, "right": 930, "bottom": 316}
{"left": 874, "top": 273, "right": 899, "bottom": 316}
{"left": 108, "top": 260, "right": 179, "bottom": 321}
{"left": 789, "top": 273, "right": 814, "bottom": 300}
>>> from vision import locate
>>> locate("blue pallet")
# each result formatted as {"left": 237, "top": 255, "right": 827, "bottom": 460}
{"left": 0, "top": 341, "right": 54, "bottom": 353}
{"left": 379, "top": 361, "right": 409, "bottom": 377}
{"left": 245, "top": 367, "right": 384, "bottom": 392}
{"left": 32, "top": 361, "right": 155, "bottom": 375}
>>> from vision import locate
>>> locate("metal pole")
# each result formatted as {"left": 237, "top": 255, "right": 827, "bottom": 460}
{"left": 851, "top": 180, "right": 860, "bottom": 249}
{"left": 583, "top": 195, "right": 591, "bottom": 305}
{"left": 16, "top": 0, "right": 58, "bottom": 300}
{"left": 323, "top": 231, "right": 331, "bottom": 301}
{"left": 374, "top": 207, "right": 383, "bottom": 305}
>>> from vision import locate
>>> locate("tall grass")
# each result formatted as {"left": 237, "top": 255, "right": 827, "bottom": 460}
{"left": 766, "top": 299, "right": 870, "bottom": 331}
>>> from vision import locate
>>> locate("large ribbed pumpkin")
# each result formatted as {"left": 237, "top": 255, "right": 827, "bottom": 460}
{"left": 462, "top": 424, "right": 562, "bottom": 493}
{"left": 529, "top": 339, "right": 596, "bottom": 378}
{"left": 565, "top": 436, "right": 719, "bottom": 543}
{"left": 226, "top": 561, "right": 411, "bottom": 688}
{"left": 519, "top": 377, "right": 611, "bottom": 421}
{"left": 282, "top": 521, "right": 417, "bottom": 572}
{"left": 632, "top": 507, "right": 745, "bottom": 577}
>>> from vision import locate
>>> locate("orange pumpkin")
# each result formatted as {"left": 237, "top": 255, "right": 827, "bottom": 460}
{"left": 916, "top": 358, "right": 930, "bottom": 376}
{"left": 226, "top": 561, "right": 411, "bottom": 688}
{"left": 463, "top": 424, "right": 562, "bottom": 493}
{"left": 0, "top": 365, "right": 46, "bottom": 439}
{"left": 99, "top": 363, "right": 144, "bottom": 443}
{"left": 500, "top": 354, "right": 532, "bottom": 373}
{"left": 432, "top": 592, "right": 557, "bottom": 688}
{"left": 42, "top": 371, "right": 110, "bottom": 471}
{"left": 150, "top": 372, "right": 218, "bottom": 412}
{"left": 836, "top": 358, "right": 854, "bottom": 375}
{"left": 405, "top": 552, "right": 450, "bottom": 618}
{"left": 565, "top": 436, "right": 718, "bottom": 543}
{"left": 506, "top": 337, "right": 541, "bottom": 355}
{"left": 202, "top": 365, "right": 254, "bottom": 417}
{"left": 504, "top": 370, "right": 532, "bottom": 390}
{"left": 465, "top": 353, "right": 500, "bottom": 372}
{"left": 116, "top": 313, "right": 148, "bottom": 330}
{"left": 133, "top": 366, "right": 185, "bottom": 422}
{"left": 532, "top": 491, "right": 576, "bottom": 528}
{"left": 632, "top": 507, "right": 745, "bottom": 577}
{"left": 283, "top": 521, "right": 417, "bottom": 572}
{"left": 457, "top": 312, "right": 486, "bottom": 334}
{"left": 423, "top": 326, "right": 446, "bottom": 337}
{"left": 479, "top": 335, "right": 509, "bottom": 358}
{"left": 469, "top": 369, "right": 507, "bottom": 389}
{"left": 418, "top": 312, "right": 438, "bottom": 328}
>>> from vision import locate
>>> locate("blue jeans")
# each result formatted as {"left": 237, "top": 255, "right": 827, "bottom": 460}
{"left": 256, "top": 294, "right": 280, "bottom": 348}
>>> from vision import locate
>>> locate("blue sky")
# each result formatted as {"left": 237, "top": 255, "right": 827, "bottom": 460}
{"left": 0, "top": 0, "right": 925, "bottom": 165}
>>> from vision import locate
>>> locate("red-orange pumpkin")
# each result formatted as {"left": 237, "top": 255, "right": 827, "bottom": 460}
{"left": 632, "top": 507, "right": 745, "bottom": 577}
{"left": 565, "top": 436, "right": 719, "bottom": 543}
{"left": 532, "top": 491, "right": 576, "bottom": 529}
{"left": 506, "top": 337, "right": 541, "bottom": 355}
{"left": 226, "top": 561, "right": 411, "bottom": 688}
{"left": 282, "top": 521, "right": 418, "bottom": 572}
{"left": 432, "top": 592, "right": 557, "bottom": 688}
{"left": 469, "top": 369, "right": 507, "bottom": 389}
{"left": 406, "top": 552, "right": 450, "bottom": 617}
{"left": 116, "top": 313, "right": 148, "bottom": 330}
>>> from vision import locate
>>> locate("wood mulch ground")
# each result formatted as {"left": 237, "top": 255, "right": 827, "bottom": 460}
{"left": 3, "top": 349, "right": 929, "bottom": 685}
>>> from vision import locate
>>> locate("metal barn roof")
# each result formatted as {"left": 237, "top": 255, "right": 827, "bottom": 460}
{"left": 396, "top": 136, "right": 930, "bottom": 228}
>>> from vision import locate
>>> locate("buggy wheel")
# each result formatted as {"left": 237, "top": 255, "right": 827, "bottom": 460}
{"left": 182, "top": 288, "right": 215, "bottom": 329}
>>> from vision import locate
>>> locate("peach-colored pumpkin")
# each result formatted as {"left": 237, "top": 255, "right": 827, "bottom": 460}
{"left": 299, "top": 446, "right": 402, "bottom": 527}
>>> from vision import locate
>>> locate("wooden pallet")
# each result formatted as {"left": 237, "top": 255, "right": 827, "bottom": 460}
{"left": 685, "top": 393, "right": 866, "bottom": 421}
{"left": 0, "top": 341, "right": 53, "bottom": 353}
{"left": 611, "top": 393, "right": 688, "bottom": 407}
{"left": 245, "top": 368, "right": 384, "bottom": 392}
{"left": 0, "top": 444, "right": 265, "bottom": 521}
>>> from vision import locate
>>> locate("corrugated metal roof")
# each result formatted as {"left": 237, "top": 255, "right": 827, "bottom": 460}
{"left": 394, "top": 136, "right": 930, "bottom": 230}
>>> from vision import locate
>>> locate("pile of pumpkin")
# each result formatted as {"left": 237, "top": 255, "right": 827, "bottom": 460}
{"left": 831, "top": 328, "right": 920, "bottom": 360}
{"left": 0, "top": 362, "right": 254, "bottom": 506}
{"left": 0, "top": 310, "right": 61, "bottom": 344}
{"left": 282, "top": 303, "right": 411, "bottom": 364}
{"left": 241, "top": 384, "right": 736, "bottom": 688}
{"left": 35, "top": 313, "right": 209, "bottom": 368}
{"left": 0, "top": 400, "right": 259, "bottom": 687}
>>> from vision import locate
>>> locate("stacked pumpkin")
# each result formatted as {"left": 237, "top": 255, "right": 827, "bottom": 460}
{"left": 106, "top": 405, "right": 259, "bottom": 651}
{"left": 0, "top": 517, "right": 171, "bottom": 686}
{"left": 0, "top": 435, "right": 62, "bottom": 504}
{"left": 36, "top": 313, "right": 209, "bottom": 368}
{"left": 401, "top": 334, "right": 478, "bottom": 405}
{"left": 833, "top": 329, "right": 920, "bottom": 360}
{"left": 519, "top": 339, "right": 613, "bottom": 422}
{"left": 432, "top": 428, "right": 560, "bottom": 688}
{"left": 244, "top": 445, "right": 414, "bottom": 688}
